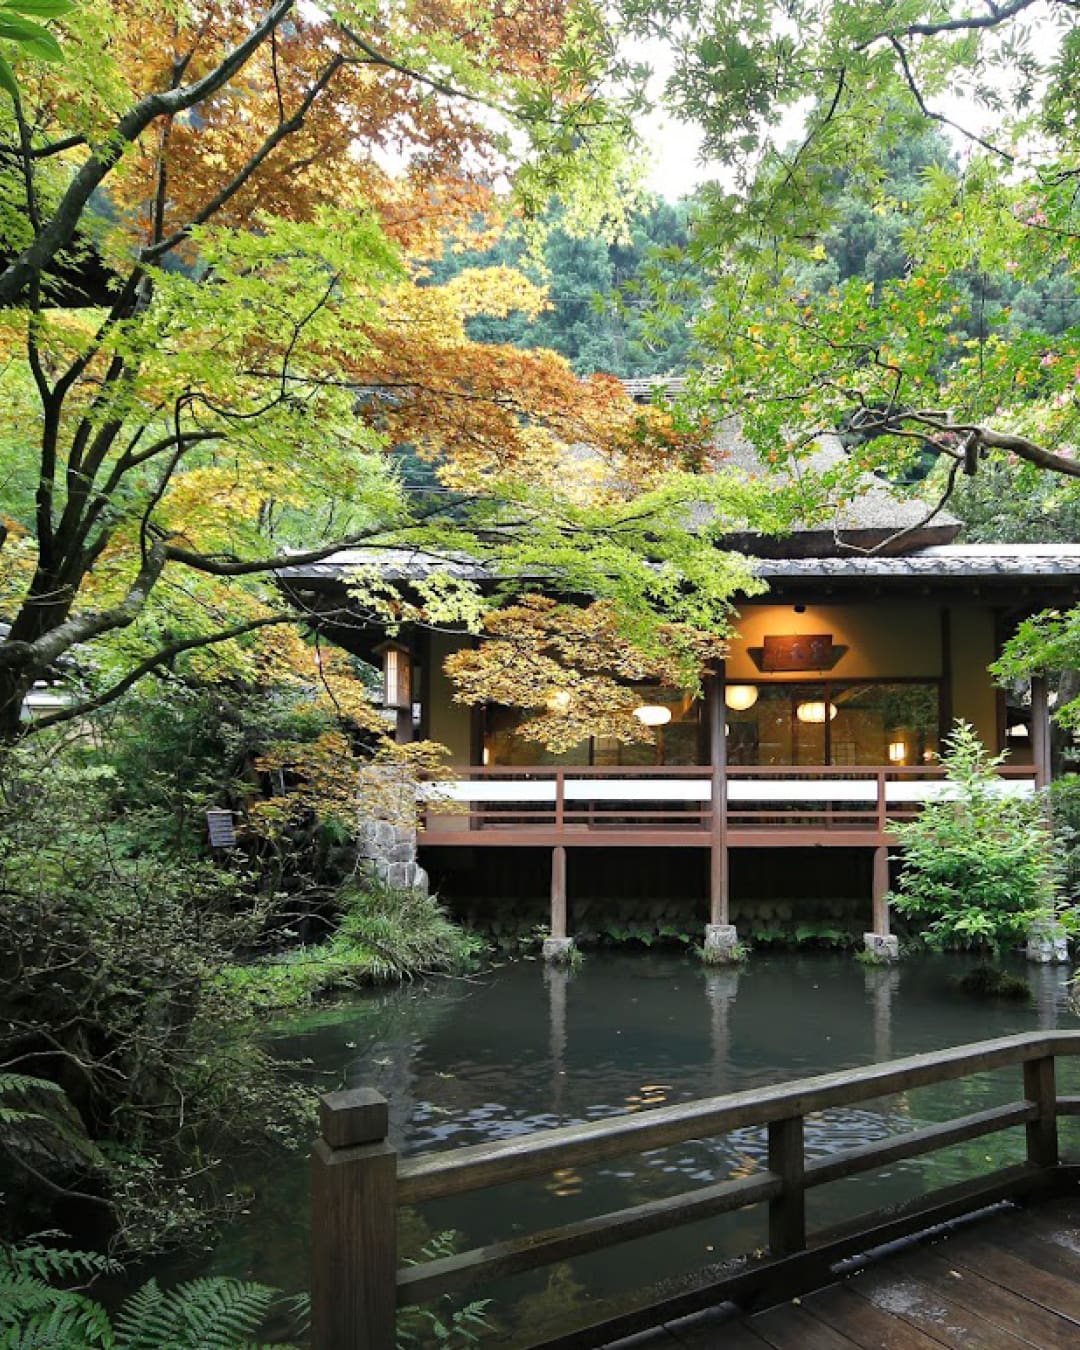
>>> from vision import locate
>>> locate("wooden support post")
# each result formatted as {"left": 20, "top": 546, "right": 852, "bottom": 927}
{"left": 551, "top": 845, "right": 567, "bottom": 940}
{"left": 708, "top": 666, "right": 729, "bottom": 927}
{"left": 1023, "top": 1055, "right": 1058, "bottom": 1171}
{"left": 1031, "top": 674, "right": 1052, "bottom": 790}
{"left": 768, "top": 1115, "right": 806, "bottom": 1258}
{"left": 311, "top": 1088, "right": 397, "bottom": 1350}
{"left": 872, "top": 846, "right": 890, "bottom": 936}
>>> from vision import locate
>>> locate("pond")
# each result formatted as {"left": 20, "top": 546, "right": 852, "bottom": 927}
{"left": 180, "top": 951, "right": 1080, "bottom": 1345}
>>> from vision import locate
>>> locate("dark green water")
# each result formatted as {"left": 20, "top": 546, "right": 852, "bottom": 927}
{"left": 186, "top": 952, "right": 1080, "bottom": 1344}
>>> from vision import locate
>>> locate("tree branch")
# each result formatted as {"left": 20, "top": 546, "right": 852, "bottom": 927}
{"left": 0, "top": 0, "right": 297, "bottom": 306}
{"left": 25, "top": 613, "right": 300, "bottom": 734}
{"left": 0, "top": 540, "right": 169, "bottom": 674}
{"left": 140, "top": 51, "right": 347, "bottom": 263}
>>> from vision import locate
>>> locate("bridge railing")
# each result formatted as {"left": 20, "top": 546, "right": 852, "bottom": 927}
{"left": 310, "top": 1030, "right": 1080, "bottom": 1350}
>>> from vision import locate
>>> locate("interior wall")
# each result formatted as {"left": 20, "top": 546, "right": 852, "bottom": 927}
{"left": 727, "top": 602, "right": 941, "bottom": 681}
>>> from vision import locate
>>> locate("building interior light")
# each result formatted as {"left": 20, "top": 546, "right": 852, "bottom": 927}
{"left": 795, "top": 700, "right": 837, "bottom": 724}
{"left": 634, "top": 704, "right": 672, "bottom": 727}
{"left": 725, "top": 684, "right": 759, "bottom": 711}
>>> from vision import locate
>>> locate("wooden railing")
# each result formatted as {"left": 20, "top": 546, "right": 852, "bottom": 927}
{"left": 310, "top": 1030, "right": 1080, "bottom": 1350}
{"left": 419, "top": 764, "right": 1038, "bottom": 843}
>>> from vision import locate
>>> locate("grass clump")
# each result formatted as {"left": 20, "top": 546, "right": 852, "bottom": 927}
{"left": 697, "top": 940, "right": 749, "bottom": 966}
{"left": 953, "top": 965, "right": 1031, "bottom": 1000}
{"left": 219, "top": 881, "right": 484, "bottom": 1012}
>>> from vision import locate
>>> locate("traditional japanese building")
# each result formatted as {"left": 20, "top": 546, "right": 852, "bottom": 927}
{"left": 280, "top": 416, "right": 1080, "bottom": 958}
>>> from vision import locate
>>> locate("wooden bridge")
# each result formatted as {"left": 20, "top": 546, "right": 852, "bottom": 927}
{"left": 309, "top": 1031, "right": 1080, "bottom": 1350}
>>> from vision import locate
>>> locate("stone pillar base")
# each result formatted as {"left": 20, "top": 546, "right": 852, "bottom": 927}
{"left": 863, "top": 932, "right": 899, "bottom": 962}
{"left": 1026, "top": 923, "right": 1069, "bottom": 964}
{"left": 542, "top": 937, "right": 576, "bottom": 963}
{"left": 703, "top": 924, "right": 742, "bottom": 963}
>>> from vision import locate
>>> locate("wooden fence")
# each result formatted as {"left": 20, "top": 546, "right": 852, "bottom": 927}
{"left": 311, "top": 1030, "right": 1080, "bottom": 1350}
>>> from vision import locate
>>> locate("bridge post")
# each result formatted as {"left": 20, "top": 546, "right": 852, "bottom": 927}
{"left": 311, "top": 1088, "right": 397, "bottom": 1350}
{"left": 767, "top": 1115, "right": 806, "bottom": 1258}
{"left": 1023, "top": 1054, "right": 1059, "bottom": 1172}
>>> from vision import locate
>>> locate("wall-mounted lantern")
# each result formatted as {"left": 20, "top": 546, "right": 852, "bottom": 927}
{"left": 887, "top": 740, "right": 907, "bottom": 764}
{"left": 375, "top": 640, "right": 412, "bottom": 711}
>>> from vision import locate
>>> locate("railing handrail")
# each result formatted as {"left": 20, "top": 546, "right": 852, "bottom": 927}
{"left": 434, "top": 763, "right": 1037, "bottom": 779}
{"left": 395, "top": 1030, "right": 1077, "bottom": 1203}
{"left": 311, "top": 1031, "right": 1079, "bottom": 1349}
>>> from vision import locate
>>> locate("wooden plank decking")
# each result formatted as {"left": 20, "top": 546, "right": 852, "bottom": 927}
{"left": 612, "top": 1196, "right": 1080, "bottom": 1350}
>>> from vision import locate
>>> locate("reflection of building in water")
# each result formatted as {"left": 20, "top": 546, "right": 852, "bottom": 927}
{"left": 545, "top": 964, "right": 569, "bottom": 1121}
{"left": 1030, "top": 962, "right": 1069, "bottom": 1031}
{"left": 704, "top": 968, "right": 741, "bottom": 1092}
{"left": 864, "top": 965, "right": 900, "bottom": 1065}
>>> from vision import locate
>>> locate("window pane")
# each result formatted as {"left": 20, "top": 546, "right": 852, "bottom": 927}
{"left": 832, "top": 684, "right": 939, "bottom": 767}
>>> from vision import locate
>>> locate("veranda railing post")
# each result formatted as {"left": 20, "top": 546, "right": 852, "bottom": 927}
{"left": 768, "top": 1115, "right": 806, "bottom": 1257}
{"left": 1023, "top": 1054, "right": 1059, "bottom": 1172}
{"left": 311, "top": 1087, "right": 397, "bottom": 1350}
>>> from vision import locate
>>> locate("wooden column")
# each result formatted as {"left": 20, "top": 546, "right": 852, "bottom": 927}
{"left": 551, "top": 845, "right": 567, "bottom": 939}
{"left": 1031, "top": 674, "right": 1052, "bottom": 790}
{"left": 872, "top": 845, "right": 890, "bottom": 936}
{"left": 767, "top": 1115, "right": 806, "bottom": 1258}
{"left": 1023, "top": 1055, "right": 1059, "bottom": 1171}
{"left": 708, "top": 666, "right": 729, "bottom": 927}
{"left": 311, "top": 1088, "right": 397, "bottom": 1350}
{"left": 939, "top": 606, "right": 953, "bottom": 736}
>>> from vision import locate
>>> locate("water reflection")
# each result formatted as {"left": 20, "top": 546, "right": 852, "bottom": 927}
{"left": 169, "top": 951, "right": 1079, "bottom": 1345}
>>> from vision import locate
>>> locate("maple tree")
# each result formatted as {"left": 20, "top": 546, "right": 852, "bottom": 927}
{"left": 0, "top": 0, "right": 792, "bottom": 755}
{"left": 619, "top": 1, "right": 1080, "bottom": 517}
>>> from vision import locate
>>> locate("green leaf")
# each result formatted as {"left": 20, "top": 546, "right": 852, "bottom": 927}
{"left": 0, "top": 14, "right": 63, "bottom": 59}
{"left": 0, "top": 48, "right": 17, "bottom": 99}
{"left": 1, "top": 0, "right": 74, "bottom": 16}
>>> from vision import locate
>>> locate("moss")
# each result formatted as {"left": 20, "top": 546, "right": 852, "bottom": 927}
{"left": 953, "top": 965, "right": 1031, "bottom": 1001}
{"left": 217, "top": 882, "right": 484, "bottom": 1013}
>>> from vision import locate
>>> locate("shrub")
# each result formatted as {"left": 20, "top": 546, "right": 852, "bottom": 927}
{"left": 888, "top": 722, "right": 1065, "bottom": 955}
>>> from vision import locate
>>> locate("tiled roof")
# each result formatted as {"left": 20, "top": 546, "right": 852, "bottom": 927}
{"left": 279, "top": 543, "right": 1080, "bottom": 587}
{"left": 756, "top": 544, "right": 1080, "bottom": 580}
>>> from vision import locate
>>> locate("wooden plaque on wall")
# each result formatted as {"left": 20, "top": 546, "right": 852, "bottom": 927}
{"left": 762, "top": 634, "right": 835, "bottom": 672}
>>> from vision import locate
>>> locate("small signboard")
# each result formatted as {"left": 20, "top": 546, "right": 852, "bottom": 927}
{"left": 206, "top": 809, "right": 237, "bottom": 849}
{"left": 762, "top": 634, "right": 835, "bottom": 672}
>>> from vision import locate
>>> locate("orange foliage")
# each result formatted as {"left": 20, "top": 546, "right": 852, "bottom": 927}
{"left": 445, "top": 595, "right": 726, "bottom": 751}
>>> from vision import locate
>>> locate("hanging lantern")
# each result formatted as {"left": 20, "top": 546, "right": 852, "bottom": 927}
{"left": 546, "top": 690, "right": 572, "bottom": 713}
{"left": 633, "top": 704, "right": 672, "bottom": 727}
{"left": 724, "top": 684, "right": 759, "bottom": 711}
{"left": 795, "top": 700, "right": 837, "bottom": 724}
